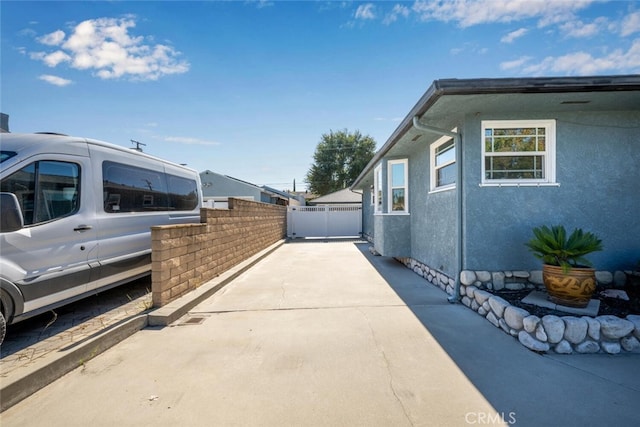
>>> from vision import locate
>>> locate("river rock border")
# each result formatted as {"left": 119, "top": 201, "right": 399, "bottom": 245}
{"left": 396, "top": 256, "right": 640, "bottom": 355}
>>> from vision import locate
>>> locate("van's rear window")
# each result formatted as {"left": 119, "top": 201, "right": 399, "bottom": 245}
{"left": 1, "top": 151, "right": 17, "bottom": 163}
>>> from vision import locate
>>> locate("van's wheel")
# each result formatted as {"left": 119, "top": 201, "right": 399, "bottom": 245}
{"left": 0, "top": 311, "right": 6, "bottom": 346}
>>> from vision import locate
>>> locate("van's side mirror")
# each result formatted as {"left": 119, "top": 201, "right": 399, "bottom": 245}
{"left": 0, "top": 192, "right": 24, "bottom": 232}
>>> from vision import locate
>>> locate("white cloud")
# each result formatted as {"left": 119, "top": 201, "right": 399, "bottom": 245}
{"left": 164, "top": 136, "right": 220, "bottom": 146}
{"left": 39, "top": 74, "right": 72, "bottom": 86}
{"left": 522, "top": 39, "right": 640, "bottom": 75}
{"left": 411, "top": 0, "right": 593, "bottom": 28}
{"left": 501, "top": 28, "right": 528, "bottom": 43}
{"left": 620, "top": 11, "right": 640, "bottom": 37}
{"left": 41, "top": 50, "right": 72, "bottom": 67}
{"left": 355, "top": 3, "right": 376, "bottom": 20}
{"left": 560, "top": 17, "right": 608, "bottom": 38}
{"left": 38, "top": 30, "right": 65, "bottom": 46}
{"left": 31, "top": 16, "right": 189, "bottom": 81}
{"left": 500, "top": 56, "right": 533, "bottom": 70}
{"left": 383, "top": 4, "right": 410, "bottom": 25}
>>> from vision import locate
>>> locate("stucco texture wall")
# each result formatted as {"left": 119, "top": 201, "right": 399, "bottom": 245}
{"left": 408, "top": 144, "right": 458, "bottom": 277}
{"left": 463, "top": 110, "right": 640, "bottom": 272}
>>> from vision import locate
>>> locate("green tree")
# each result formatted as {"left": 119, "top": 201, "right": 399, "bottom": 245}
{"left": 305, "top": 129, "right": 376, "bottom": 195}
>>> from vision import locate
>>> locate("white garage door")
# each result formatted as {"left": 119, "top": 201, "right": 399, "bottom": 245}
{"left": 287, "top": 205, "right": 362, "bottom": 238}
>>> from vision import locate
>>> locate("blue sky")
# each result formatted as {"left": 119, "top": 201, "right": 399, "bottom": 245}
{"left": 2, "top": 1, "right": 639, "bottom": 192}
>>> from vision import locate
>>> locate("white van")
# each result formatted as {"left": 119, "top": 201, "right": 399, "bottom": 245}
{"left": 0, "top": 133, "right": 202, "bottom": 344}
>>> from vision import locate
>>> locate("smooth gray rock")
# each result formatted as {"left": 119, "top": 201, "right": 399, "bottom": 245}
{"left": 504, "top": 306, "right": 529, "bottom": 330}
{"left": 461, "top": 296, "right": 472, "bottom": 307}
{"left": 554, "top": 340, "right": 573, "bottom": 354}
{"left": 535, "top": 324, "right": 548, "bottom": 342}
{"left": 505, "top": 282, "right": 526, "bottom": 291}
{"left": 575, "top": 340, "right": 600, "bottom": 354}
{"left": 492, "top": 272, "right": 505, "bottom": 291}
{"left": 478, "top": 306, "right": 487, "bottom": 316}
{"left": 627, "top": 315, "right": 640, "bottom": 339}
{"left": 621, "top": 336, "right": 640, "bottom": 352}
{"left": 499, "top": 318, "right": 511, "bottom": 334}
{"left": 598, "top": 315, "right": 635, "bottom": 339}
{"left": 529, "top": 270, "right": 544, "bottom": 285}
{"left": 466, "top": 285, "right": 477, "bottom": 298}
{"left": 476, "top": 270, "right": 491, "bottom": 282}
{"left": 584, "top": 316, "right": 600, "bottom": 341}
{"left": 542, "top": 315, "right": 565, "bottom": 344}
{"left": 595, "top": 271, "right": 613, "bottom": 285}
{"left": 486, "top": 312, "right": 500, "bottom": 328}
{"left": 563, "top": 317, "right": 588, "bottom": 344}
{"left": 601, "top": 341, "right": 621, "bottom": 354}
{"left": 488, "top": 295, "right": 509, "bottom": 318}
{"left": 518, "top": 331, "right": 550, "bottom": 352}
{"left": 614, "top": 270, "right": 627, "bottom": 287}
{"left": 513, "top": 270, "right": 530, "bottom": 279}
{"left": 474, "top": 290, "right": 492, "bottom": 305}
{"left": 523, "top": 315, "right": 541, "bottom": 334}
{"left": 460, "top": 270, "right": 476, "bottom": 286}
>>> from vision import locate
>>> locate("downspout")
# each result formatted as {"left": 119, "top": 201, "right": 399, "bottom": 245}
{"left": 412, "top": 116, "right": 463, "bottom": 303}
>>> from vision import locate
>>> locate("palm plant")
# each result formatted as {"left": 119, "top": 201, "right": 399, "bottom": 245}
{"left": 526, "top": 225, "right": 603, "bottom": 272}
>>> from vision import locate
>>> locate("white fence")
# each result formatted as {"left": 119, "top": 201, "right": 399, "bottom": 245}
{"left": 287, "top": 205, "right": 362, "bottom": 238}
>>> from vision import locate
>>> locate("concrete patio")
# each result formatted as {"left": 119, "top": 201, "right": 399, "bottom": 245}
{"left": 2, "top": 241, "right": 639, "bottom": 426}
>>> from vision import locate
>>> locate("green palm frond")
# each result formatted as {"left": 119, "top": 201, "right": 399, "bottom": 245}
{"left": 526, "top": 225, "right": 603, "bottom": 272}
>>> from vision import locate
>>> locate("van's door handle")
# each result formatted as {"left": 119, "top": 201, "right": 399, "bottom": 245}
{"left": 74, "top": 225, "right": 93, "bottom": 232}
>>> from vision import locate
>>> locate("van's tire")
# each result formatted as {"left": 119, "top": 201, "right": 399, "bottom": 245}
{"left": 0, "top": 311, "right": 6, "bottom": 346}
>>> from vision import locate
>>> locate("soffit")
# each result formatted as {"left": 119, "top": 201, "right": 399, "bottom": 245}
{"left": 386, "top": 90, "right": 640, "bottom": 158}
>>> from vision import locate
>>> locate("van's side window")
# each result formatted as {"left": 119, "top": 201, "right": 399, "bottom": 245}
{"left": 103, "top": 161, "right": 168, "bottom": 212}
{"left": 168, "top": 175, "right": 199, "bottom": 210}
{"left": 102, "top": 162, "right": 198, "bottom": 212}
{"left": 0, "top": 161, "right": 80, "bottom": 225}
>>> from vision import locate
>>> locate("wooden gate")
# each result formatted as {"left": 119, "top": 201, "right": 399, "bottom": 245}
{"left": 287, "top": 205, "right": 362, "bottom": 238}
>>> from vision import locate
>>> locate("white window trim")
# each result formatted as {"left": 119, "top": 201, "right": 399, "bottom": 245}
{"left": 429, "top": 130, "right": 457, "bottom": 193}
{"left": 481, "top": 119, "right": 556, "bottom": 186}
{"left": 387, "top": 159, "right": 409, "bottom": 214}
{"left": 374, "top": 164, "right": 383, "bottom": 213}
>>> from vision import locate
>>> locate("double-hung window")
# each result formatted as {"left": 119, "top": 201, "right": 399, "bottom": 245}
{"left": 388, "top": 159, "right": 408, "bottom": 213}
{"left": 482, "top": 120, "right": 556, "bottom": 185}
{"left": 430, "top": 133, "right": 456, "bottom": 192}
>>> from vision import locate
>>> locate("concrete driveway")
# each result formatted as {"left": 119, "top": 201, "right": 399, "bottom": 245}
{"left": 2, "top": 241, "right": 639, "bottom": 426}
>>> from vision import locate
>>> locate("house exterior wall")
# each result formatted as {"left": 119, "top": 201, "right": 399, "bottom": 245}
{"left": 366, "top": 159, "right": 412, "bottom": 257}
{"left": 200, "top": 171, "right": 262, "bottom": 201}
{"left": 462, "top": 110, "right": 640, "bottom": 272}
{"left": 407, "top": 143, "right": 458, "bottom": 278}
{"left": 362, "top": 188, "right": 375, "bottom": 241}
{"left": 360, "top": 108, "right": 639, "bottom": 278}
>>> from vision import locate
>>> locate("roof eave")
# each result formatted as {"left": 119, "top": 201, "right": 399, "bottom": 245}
{"left": 350, "top": 74, "right": 640, "bottom": 190}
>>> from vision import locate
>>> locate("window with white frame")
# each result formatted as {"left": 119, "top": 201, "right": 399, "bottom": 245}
{"left": 374, "top": 164, "right": 383, "bottom": 213}
{"left": 482, "top": 120, "right": 556, "bottom": 185}
{"left": 430, "top": 133, "right": 456, "bottom": 192}
{"left": 388, "top": 159, "right": 408, "bottom": 213}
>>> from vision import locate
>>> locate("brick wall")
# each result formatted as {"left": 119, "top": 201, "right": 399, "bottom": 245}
{"left": 151, "top": 198, "right": 287, "bottom": 307}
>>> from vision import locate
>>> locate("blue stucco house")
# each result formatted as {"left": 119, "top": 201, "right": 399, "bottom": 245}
{"left": 351, "top": 75, "right": 640, "bottom": 297}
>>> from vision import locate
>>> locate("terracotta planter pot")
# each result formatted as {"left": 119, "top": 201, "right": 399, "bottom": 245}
{"left": 542, "top": 264, "right": 596, "bottom": 308}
